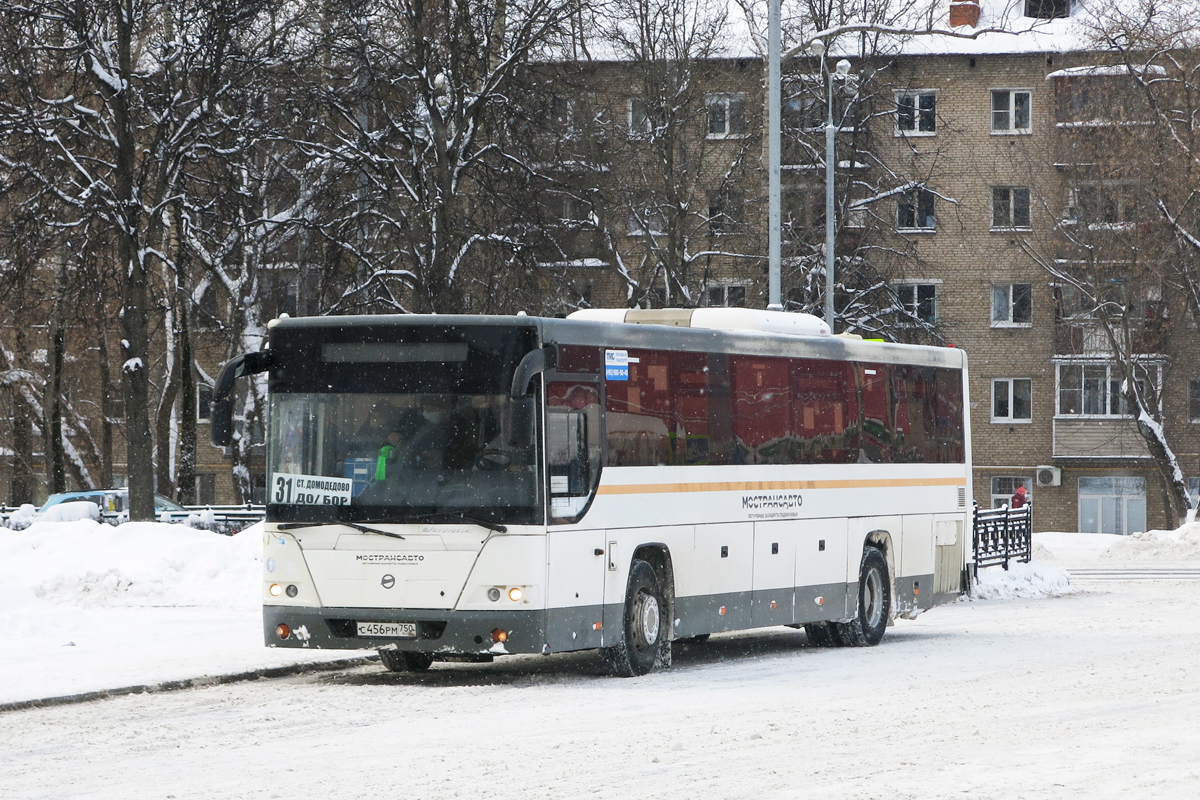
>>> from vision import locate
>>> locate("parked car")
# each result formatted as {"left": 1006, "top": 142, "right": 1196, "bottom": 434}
{"left": 40, "top": 490, "right": 189, "bottom": 523}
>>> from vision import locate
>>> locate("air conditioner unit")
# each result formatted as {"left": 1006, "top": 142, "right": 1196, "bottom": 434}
{"left": 1036, "top": 466, "right": 1062, "bottom": 488}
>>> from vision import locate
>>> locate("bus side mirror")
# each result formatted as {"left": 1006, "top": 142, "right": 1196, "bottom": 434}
{"left": 210, "top": 351, "right": 273, "bottom": 448}
{"left": 211, "top": 397, "right": 235, "bottom": 447}
{"left": 508, "top": 398, "right": 535, "bottom": 447}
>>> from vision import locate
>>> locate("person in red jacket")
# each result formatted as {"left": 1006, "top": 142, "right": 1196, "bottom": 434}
{"left": 1010, "top": 485, "right": 1027, "bottom": 509}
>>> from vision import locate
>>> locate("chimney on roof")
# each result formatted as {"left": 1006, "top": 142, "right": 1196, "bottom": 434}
{"left": 949, "top": 0, "right": 981, "bottom": 27}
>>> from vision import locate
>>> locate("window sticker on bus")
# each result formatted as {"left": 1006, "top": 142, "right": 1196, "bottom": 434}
{"left": 271, "top": 472, "right": 353, "bottom": 505}
{"left": 605, "top": 349, "right": 630, "bottom": 381}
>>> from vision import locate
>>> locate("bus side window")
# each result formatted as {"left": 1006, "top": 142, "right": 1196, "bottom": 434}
{"left": 546, "top": 382, "right": 602, "bottom": 522}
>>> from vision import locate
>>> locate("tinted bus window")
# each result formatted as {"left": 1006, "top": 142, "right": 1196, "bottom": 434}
{"left": 858, "top": 363, "right": 891, "bottom": 463}
{"left": 731, "top": 357, "right": 792, "bottom": 464}
{"left": 934, "top": 367, "right": 965, "bottom": 463}
{"left": 671, "top": 352, "right": 715, "bottom": 465}
{"left": 793, "top": 359, "right": 858, "bottom": 463}
{"left": 606, "top": 349, "right": 672, "bottom": 466}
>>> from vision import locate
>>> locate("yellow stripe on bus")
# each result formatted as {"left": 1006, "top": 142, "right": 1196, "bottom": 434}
{"left": 596, "top": 477, "right": 966, "bottom": 495}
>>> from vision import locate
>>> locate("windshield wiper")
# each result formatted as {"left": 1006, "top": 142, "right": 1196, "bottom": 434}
{"left": 277, "top": 521, "right": 405, "bottom": 540}
{"left": 396, "top": 512, "right": 508, "bottom": 533}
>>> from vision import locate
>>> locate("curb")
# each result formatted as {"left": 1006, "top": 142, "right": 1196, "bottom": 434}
{"left": 0, "top": 655, "right": 380, "bottom": 714}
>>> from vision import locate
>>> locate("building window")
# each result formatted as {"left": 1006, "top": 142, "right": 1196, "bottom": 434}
{"left": 897, "top": 188, "right": 936, "bottom": 230}
{"left": 1025, "top": 0, "right": 1069, "bottom": 19}
{"left": 1189, "top": 379, "right": 1200, "bottom": 422}
{"left": 1078, "top": 476, "right": 1146, "bottom": 535}
{"left": 992, "top": 89, "right": 1032, "bottom": 133}
{"left": 895, "top": 91, "right": 937, "bottom": 135}
{"left": 197, "top": 385, "right": 213, "bottom": 422}
{"left": 706, "top": 284, "right": 748, "bottom": 307}
{"left": 543, "top": 191, "right": 591, "bottom": 227}
{"left": 991, "top": 476, "right": 1032, "bottom": 508}
{"left": 992, "top": 283, "right": 1033, "bottom": 326}
{"left": 992, "top": 187, "right": 1032, "bottom": 229}
{"left": 1067, "top": 185, "right": 1138, "bottom": 226}
{"left": 1056, "top": 362, "right": 1159, "bottom": 417}
{"left": 627, "top": 204, "right": 667, "bottom": 237}
{"left": 992, "top": 378, "right": 1033, "bottom": 422}
{"left": 707, "top": 93, "right": 747, "bottom": 138}
{"left": 195, "top": 473, "right": 216, "bottom": 505}
{"left": 896, "top": 283, "right": 937, "bottom": 323}
{"left": 707, "top": 189, "right": 744, "bottom": 236}
{"left": 628, "top": 97, "right": 651, "bottom": 137}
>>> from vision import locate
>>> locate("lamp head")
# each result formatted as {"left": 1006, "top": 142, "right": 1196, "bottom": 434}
{"left": 835, "top": 59, "right": 852, "bottom": 76}
{"left": 808, "top": 39, "right": 826, "bottom": 58}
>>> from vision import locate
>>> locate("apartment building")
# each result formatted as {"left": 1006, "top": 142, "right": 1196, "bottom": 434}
{"left": 536, "top": 0, "right": 1200, "bottom": 533}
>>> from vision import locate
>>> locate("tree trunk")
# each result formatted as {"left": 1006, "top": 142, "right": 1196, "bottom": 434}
{"left": 10, "top": 326, "right": 37, "bottom": 504}
{"left": 10, "top": 398, "right": 35, "bottom": 505}
{"left": 175, "top": 205, "right": 197, "bottom": 505}
{"left": 43, "top": 255, "right": 68, "bottom": 494}
{"left": 113, "top": 1, "right": 156, "bottom": 522}
{"left": 98, "top": 327, "right": 115, "bottom": 489}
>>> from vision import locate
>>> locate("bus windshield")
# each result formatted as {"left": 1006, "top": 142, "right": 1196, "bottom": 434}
{"left": 269, "top": 391, "right": 539, "bottom": 524}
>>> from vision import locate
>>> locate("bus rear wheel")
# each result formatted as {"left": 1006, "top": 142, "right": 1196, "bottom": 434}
{"left": 803, "top": 622, "right": 837, "bottom": 647}
{"left": 605, "top": 559, "right": 668, "bottom": 677}
{"left": 378, "top": 648, "right": 434, "bottom": 672}
{"left": 833, "top": 547, "right": 890, "bottom": 647}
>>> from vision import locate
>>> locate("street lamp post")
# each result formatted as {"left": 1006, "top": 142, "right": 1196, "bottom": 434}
{"left": 807, "top": 40, "right": 850, "bottom": 333}
{"left": 766, "top": 0, "right": 783, "bottom": 311}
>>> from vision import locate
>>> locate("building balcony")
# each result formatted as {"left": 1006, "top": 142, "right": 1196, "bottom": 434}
{"left": 1052, "top": 417, "right": 1150, "bottom": 459}
{"left": 1053, "top": 321, "right": 1163, "bottom": 356}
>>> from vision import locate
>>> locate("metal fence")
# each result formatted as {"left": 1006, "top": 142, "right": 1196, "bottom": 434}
{"left": 2, "top": 502, "right": 265, "bottom": 534}
{"left": 973, "top": 502, "right": 1033, "bottom": 575}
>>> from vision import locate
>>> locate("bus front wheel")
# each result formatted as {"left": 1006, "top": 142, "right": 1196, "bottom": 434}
{"left": 833, "top": 547, "right": 890, "bottom": 647}
{"left": 605, "top": 559, "right": 668, "bottom": 677}
{"left": 378, "top": 648, "right": 434, "bottom": 672}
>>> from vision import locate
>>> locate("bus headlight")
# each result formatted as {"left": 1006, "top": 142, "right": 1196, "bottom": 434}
{"left": 508, "top": 587, "right": 523, "bottom": 602}
{"left": 487, "top": 587, "right": 501, "bottom": 602}
{"left": 269, "top": 583, "right": 282, "bottom": 597}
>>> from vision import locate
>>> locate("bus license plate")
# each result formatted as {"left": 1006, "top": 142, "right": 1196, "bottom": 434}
{"left": 357, "top": 621, "right": 416, "bottom": 638}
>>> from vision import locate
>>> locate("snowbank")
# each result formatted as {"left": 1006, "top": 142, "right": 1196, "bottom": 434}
{"left": 0, "top": 519, "right": 261, "bottom": 632}
{"left": 1102, "top": 522, "right": 1200, "bottom": 561}
{"left": 1032, "top": 531, "right": 1124, "bottom": 563}
{"left": 972, "top": 560, "right": 1074, "bottom": 600}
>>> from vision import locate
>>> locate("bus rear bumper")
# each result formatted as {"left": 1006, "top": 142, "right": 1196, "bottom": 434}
{"left": 263, "top": 605, "right": 546, "bottom": 655}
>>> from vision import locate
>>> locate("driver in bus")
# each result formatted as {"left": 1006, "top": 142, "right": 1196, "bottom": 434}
{"left": 403, "top": 395, "right": 478, "bottom": 471}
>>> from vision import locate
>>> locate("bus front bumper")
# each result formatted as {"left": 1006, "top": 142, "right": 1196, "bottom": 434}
{"left": 263, "top": 605, "right": 546, "bottom": 655}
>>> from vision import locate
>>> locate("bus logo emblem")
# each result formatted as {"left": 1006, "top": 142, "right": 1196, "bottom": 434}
{"left": 381, "top": 574, "right": 395, "bottom": 589}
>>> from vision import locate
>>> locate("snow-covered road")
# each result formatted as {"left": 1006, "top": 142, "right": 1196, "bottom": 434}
{"left": 3, "top": 578, "right": 1198, "bottom": 800}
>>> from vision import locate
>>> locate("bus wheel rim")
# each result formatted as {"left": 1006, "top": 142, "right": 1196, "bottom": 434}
{"left": 865, "top": 568, "right": 884, "bottom": 628}
{"left": 639, "top": 594, "right": 660, "bottom": 646}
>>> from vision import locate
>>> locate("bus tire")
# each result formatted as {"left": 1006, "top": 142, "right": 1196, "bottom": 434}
{"left": 803, "top": 622, "right": 837, "bottom": 647}
{"left": 833, "top": 547, "right": 890, "bottom": 647}
{"left": 378, "top": 648, "right": 434, "bottom": 672}
{"left": 605, "top": 559, "right": 667, "bottom": 677}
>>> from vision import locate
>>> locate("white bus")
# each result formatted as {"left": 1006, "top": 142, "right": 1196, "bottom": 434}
{"left": 212, "top": 308, "right": 972, "bottom": 676}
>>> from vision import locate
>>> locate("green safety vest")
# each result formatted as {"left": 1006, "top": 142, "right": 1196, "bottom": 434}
{"left": 375, "top": 445, "right": 396, "bottom": 481}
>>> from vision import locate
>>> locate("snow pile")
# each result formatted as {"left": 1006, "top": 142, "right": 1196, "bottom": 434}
{"left": 972, "top": 560, "right": 1074, "bottom": 600}
{"left": 185, "top": 507, "right": 218, "bottom": 530}
{"left": 4, "top": 503, "right": 38, "bottom": 530}
{"left": 39, "top": 500, "right": 100, "bottom": 523}
{"left": 0, "top": 520, "right": 263, "bottom": 632}
{"left": 1102, "top": 522, "right": 1200, "bottom": 561}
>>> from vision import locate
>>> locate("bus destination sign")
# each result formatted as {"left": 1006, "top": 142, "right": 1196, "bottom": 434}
{"left": 271, "top": 473, "right": 354, "bottom": 505}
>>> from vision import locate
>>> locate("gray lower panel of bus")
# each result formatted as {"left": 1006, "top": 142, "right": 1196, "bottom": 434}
{"left": 264, "top": 605, "right": 550, "bottom": 655}
{"left": 265, "top": 572, "right": 944, "bottom": 656}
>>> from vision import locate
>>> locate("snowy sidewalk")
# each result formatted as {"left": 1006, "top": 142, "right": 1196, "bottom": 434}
{"left": 0, "top": 521, "right": 357, "bottom": 706}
